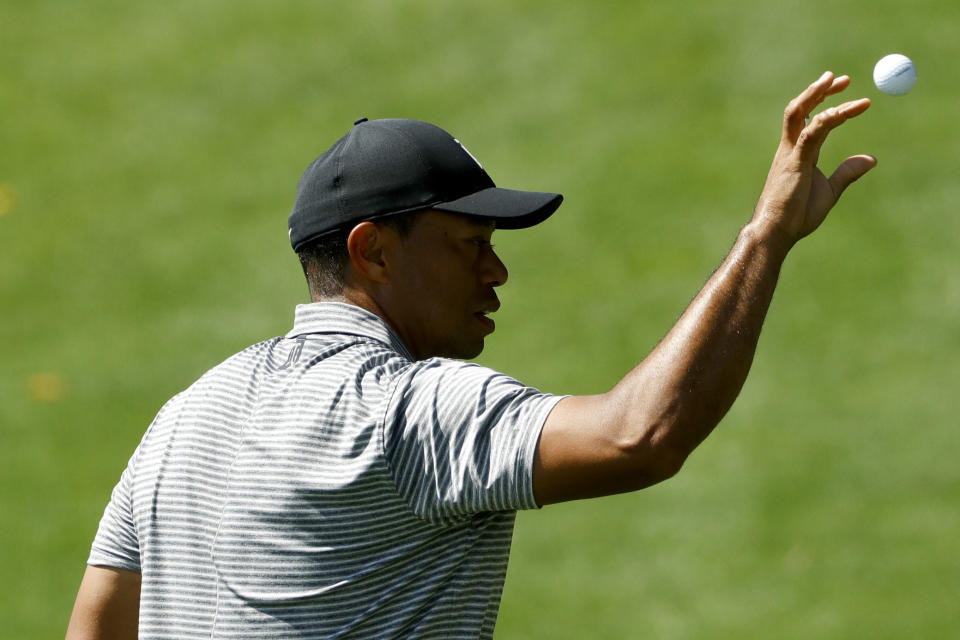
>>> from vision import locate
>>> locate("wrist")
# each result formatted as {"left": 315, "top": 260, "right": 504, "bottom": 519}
{"left": 737, "top": 218, "right": 794, "bottom": 261}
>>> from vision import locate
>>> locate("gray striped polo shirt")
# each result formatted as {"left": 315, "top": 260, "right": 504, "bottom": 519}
{"left": 88, "top": 301, "right": 563, "bottom": 639}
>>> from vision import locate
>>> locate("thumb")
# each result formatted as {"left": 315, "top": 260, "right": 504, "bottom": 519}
{"left": 829, "top": 154, "right": 878, "bottom": 198}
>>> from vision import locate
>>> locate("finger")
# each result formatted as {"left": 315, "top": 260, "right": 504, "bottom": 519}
{"left": 798, "top": 76, "right": 852, "bottom": 131}
{"left": 823, "top": 75, "right": 851, "bottom": 98}
{"left": 828, "top": 154, "right": 878, "bottom": 198}
{"left": 782, "top": 71, "right": 838, "bottom": 142}
{"left": 796, "top": 98, "right": 872, "bottom": 164}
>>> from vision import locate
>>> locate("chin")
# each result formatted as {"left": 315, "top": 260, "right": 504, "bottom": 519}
{"left": 462, "top": 342, "right": 485, "bottom": 360}
{"left": 443, "top": 338, "right": 485, "bottom": 360}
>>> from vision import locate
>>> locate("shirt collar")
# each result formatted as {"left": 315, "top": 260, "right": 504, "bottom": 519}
{"left": 286, "top": 302, "right": 414, "bottom": 360}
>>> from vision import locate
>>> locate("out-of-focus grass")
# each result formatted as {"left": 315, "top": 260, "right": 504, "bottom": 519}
{"left": 2, "top": 1, "right": 957, "bottom": 637}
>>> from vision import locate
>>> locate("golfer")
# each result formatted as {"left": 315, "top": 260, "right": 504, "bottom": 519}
{"left": 67, "top": 72, "right": 874, "bottom": 639}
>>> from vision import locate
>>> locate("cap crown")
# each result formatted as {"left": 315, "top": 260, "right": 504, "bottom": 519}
{"left": 289, "top": 119, "right": 494, "bottom": 250}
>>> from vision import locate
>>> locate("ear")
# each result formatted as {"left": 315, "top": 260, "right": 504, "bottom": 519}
{"left": 346, "top": 222, "right": 390, "bottom": 284}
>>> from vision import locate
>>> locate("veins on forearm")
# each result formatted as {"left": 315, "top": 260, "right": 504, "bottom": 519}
{"left": 640, "top": 225, "right": 787, "bottom": 445}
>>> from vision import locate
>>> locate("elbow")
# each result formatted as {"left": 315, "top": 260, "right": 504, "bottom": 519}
{"left": 616, "top": 416, "right": 694, "bottom": 485}
{"left": 632, "top": 438, "right": 689, "bottom": 484}
{"left": 650, "top": 445, "right": 689, "bottom": 481}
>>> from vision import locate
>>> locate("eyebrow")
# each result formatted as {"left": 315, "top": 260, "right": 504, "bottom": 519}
{"left": 462, "top": 215, "right": 496, "bottom": 232}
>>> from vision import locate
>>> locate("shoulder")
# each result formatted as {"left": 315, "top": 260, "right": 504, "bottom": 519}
{"left": 387, "top": 357, "right": 513, "bottom": 399}
{"left": 380, "top": 358, "right": 564, "bottom": 517}
{"left": 384, "top": 357, "right": 559, "bottom": 427}
{"left": 392, "top": 357, "right": 516, "bottom": 385}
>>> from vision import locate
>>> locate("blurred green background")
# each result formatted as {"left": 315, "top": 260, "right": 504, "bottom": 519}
{"left": 2, "top": 1, "right": 957, "bottom": 637}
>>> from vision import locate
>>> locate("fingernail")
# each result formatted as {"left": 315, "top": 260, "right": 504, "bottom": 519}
{"left": 820, "top": 71, "right": 832, "bottom": 82}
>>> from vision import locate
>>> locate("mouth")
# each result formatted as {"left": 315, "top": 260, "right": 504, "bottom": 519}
{"left": 474, "top": 296, "right": 501, "bottom": 330}
{"left": 476, "top": 297, "right": 501, "bottom": 315}
{"left": 474, "top": 309, "right": 497, "bottom": 331}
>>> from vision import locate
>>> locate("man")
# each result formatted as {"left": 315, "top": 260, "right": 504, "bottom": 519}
{"left": 67, "top": 72, "right": 875, "bottom": 639}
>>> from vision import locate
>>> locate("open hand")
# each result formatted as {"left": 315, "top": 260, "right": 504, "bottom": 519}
{"left": 753, "top": 71, "right": 876, "bottom": 246}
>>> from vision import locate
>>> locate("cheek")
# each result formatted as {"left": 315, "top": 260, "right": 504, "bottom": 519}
{"left": 389, "top": 238, "right": 477, "bottom": 310}
{"left": 406, "top": 262, "right": 452, "bottom": 298}
{"left": 407, "top": 250, "right": 471, "bottom": 295}
{"left": 391, "top": 250, "right": 438, "bottom": 292}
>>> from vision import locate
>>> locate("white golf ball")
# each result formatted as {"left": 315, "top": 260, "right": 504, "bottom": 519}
{"left": 873, "top": 54, "right": 917, "bottom": 96}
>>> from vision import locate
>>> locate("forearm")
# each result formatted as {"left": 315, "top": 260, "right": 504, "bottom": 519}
{"left": 610, "top": 220, "right": 791, "bottom": 467}
{"left": 533, "top": 72, "right": 874, "bottom": 505}
{"left": 608, "top": 73, "right": 874, "bottom": 468}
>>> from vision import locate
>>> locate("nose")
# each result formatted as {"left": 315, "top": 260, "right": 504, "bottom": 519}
{"left": 483, "top": 246, "right": 509, "bottom": 287}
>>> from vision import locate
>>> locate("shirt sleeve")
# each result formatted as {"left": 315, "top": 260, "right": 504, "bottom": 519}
{"left": 87, "top": 450, "right": 142, "bottom": 572}
{"left": 381, "top": 358, "right": 564, "bottom": 522}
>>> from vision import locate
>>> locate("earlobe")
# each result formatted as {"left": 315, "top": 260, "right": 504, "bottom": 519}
{"left": 347, "top": 222, "right": 389, "bottom": 283}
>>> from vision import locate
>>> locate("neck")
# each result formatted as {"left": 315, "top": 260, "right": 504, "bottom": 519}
{"left": 316, "top": 288, "right": 418, "bottom": 359}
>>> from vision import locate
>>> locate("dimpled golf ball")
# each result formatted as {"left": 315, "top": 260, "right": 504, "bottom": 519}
{"left": 873, "top": 54, "right": 917, "bottom": 96}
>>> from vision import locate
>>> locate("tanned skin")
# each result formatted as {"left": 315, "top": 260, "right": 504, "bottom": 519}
{"left": 532, "top": 72, "right": 874, "bottom": 503}
{"left": 66, "top": 73, "right": 873, "bottom": 637}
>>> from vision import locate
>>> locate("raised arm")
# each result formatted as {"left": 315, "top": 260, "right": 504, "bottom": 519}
{"left": 533, "top": 72, "right": 876, "bottom": 505}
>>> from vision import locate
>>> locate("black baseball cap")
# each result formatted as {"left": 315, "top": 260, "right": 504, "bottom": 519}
{"left": 288, "top": 118, "right": 563, "bottom": 251}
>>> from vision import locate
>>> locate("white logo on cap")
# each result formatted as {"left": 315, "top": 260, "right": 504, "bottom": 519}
{"left": 454, "top": 139, "right": 483, "bottom": 170}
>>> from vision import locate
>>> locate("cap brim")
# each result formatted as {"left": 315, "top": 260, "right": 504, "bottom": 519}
{"left": 432, "top": 187, "right": 563, "bottom": 230}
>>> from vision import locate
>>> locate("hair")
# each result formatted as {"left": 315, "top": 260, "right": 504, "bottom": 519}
{"left": 296, "top": 211, "right": 423, "bottom": 299}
